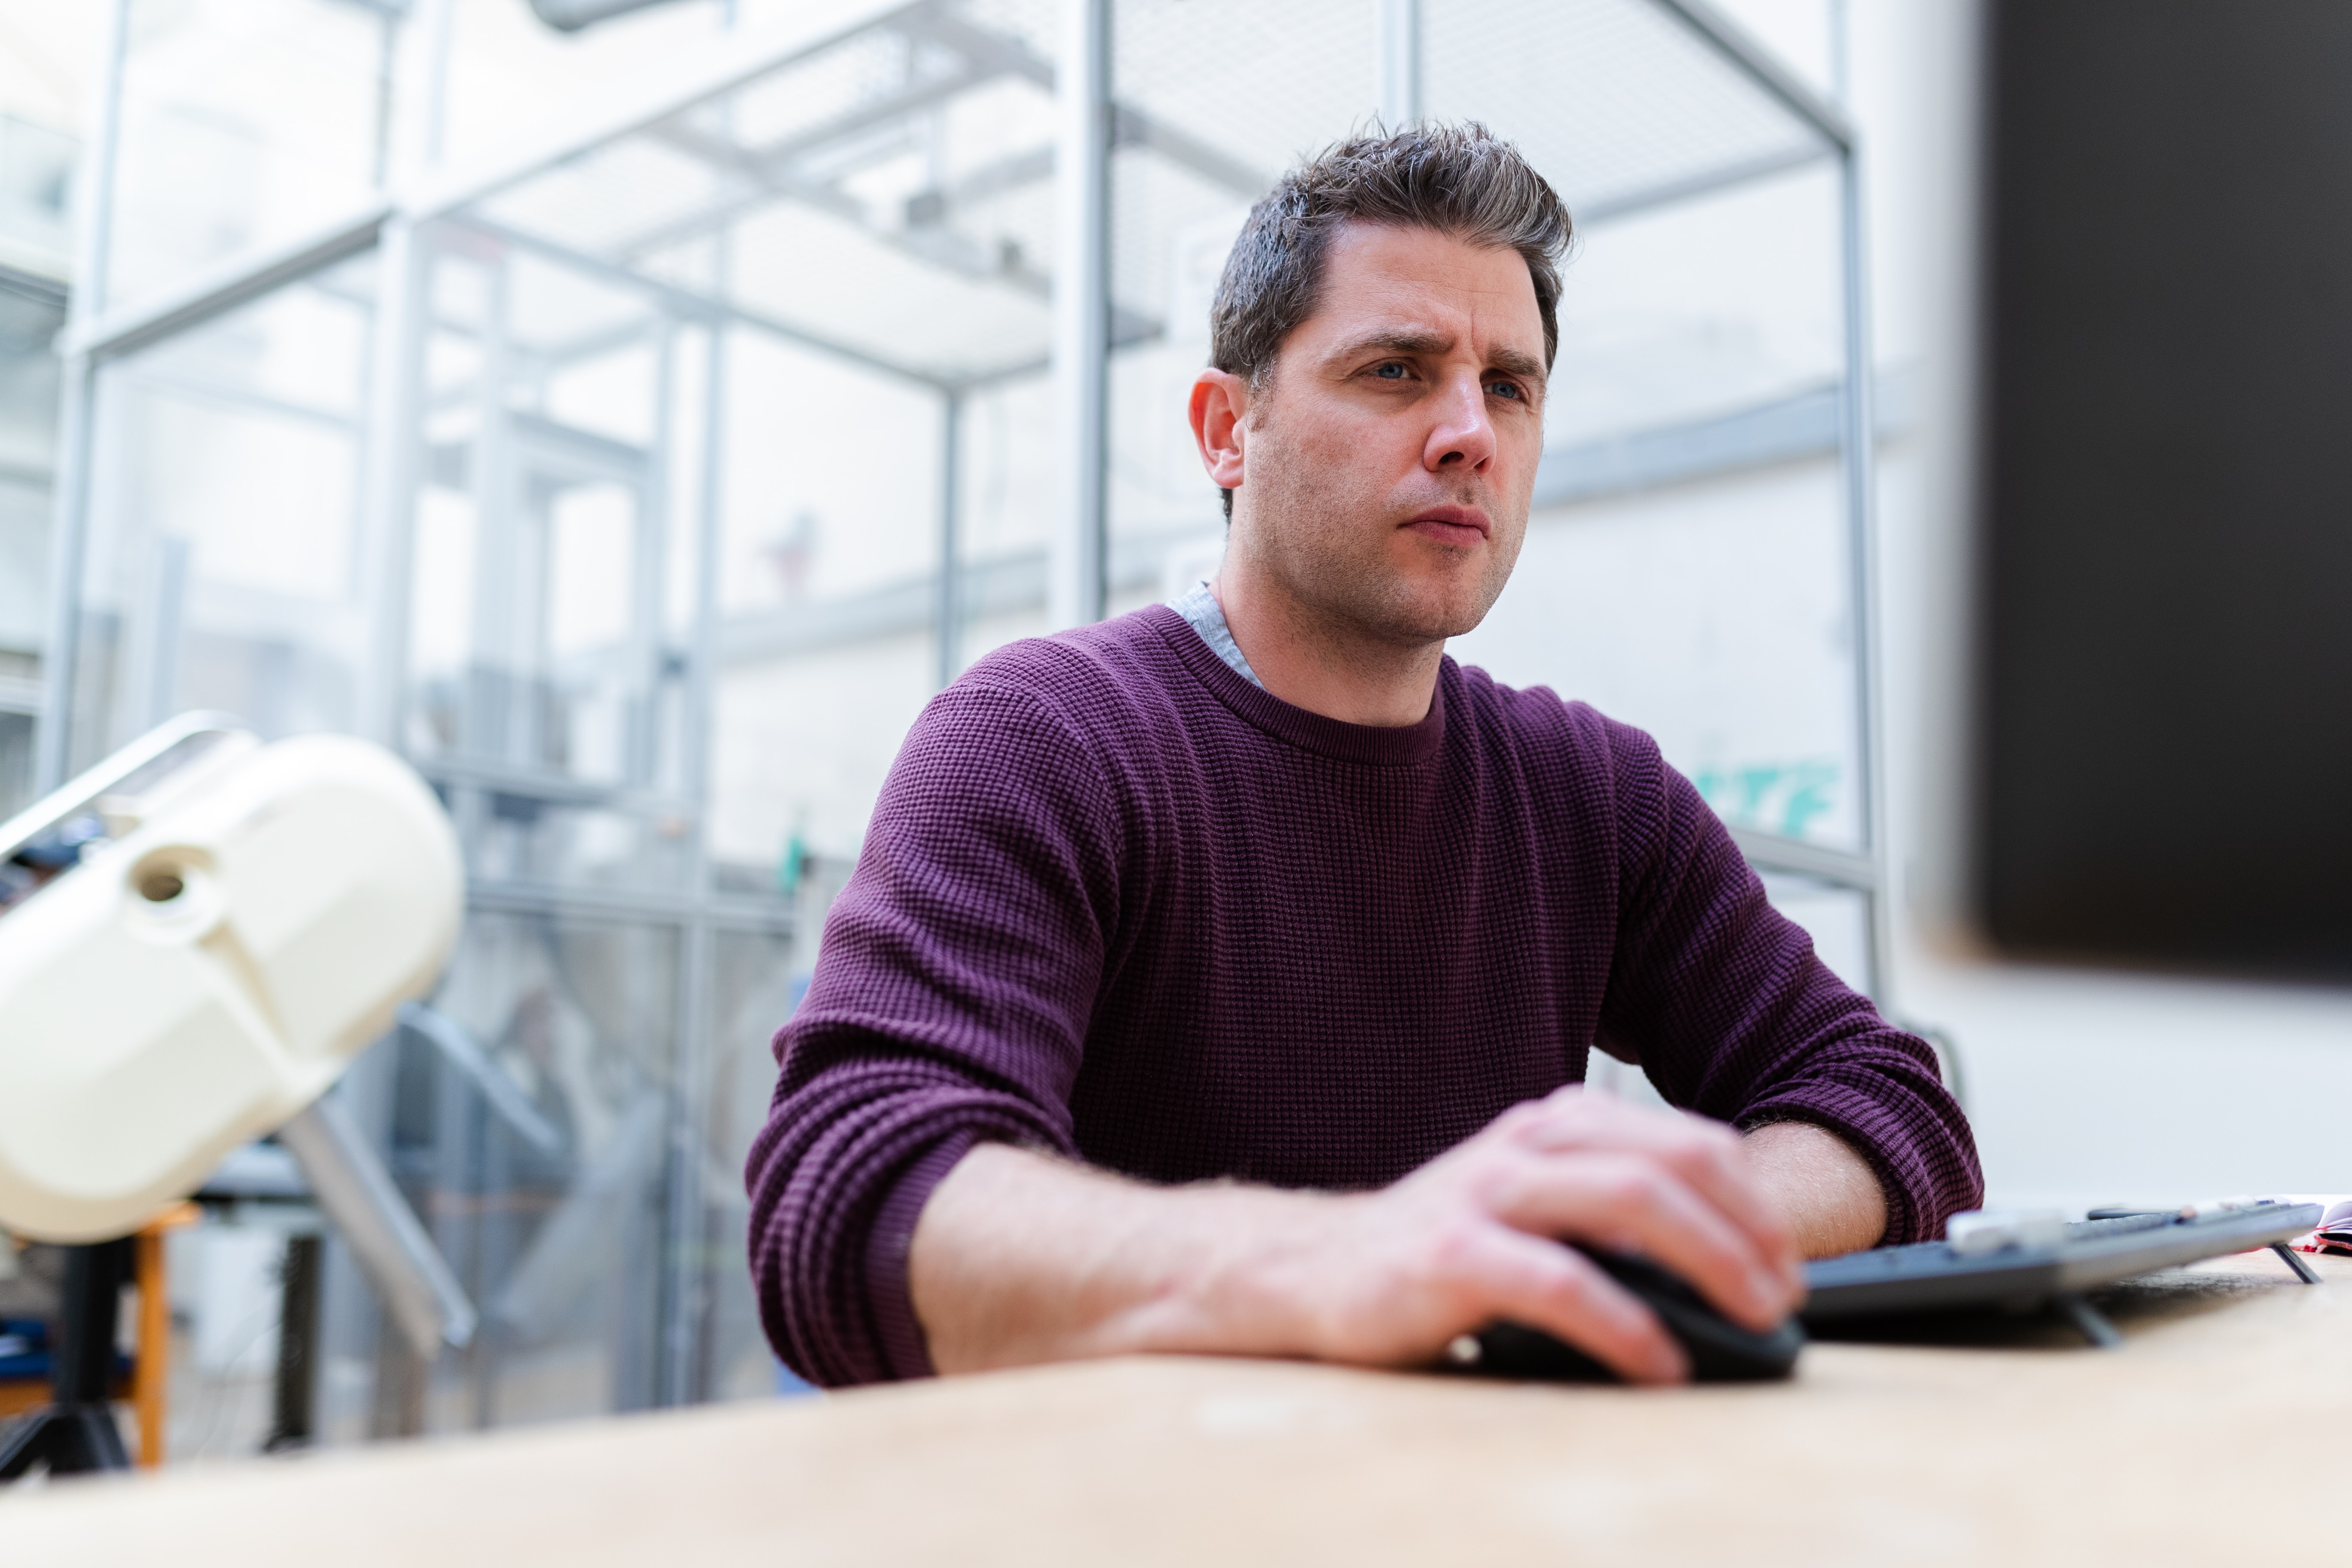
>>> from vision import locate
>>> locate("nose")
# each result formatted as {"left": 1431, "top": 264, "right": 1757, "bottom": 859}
{"left": 1421, "top": 369, "right": 1496, "bottom": 475}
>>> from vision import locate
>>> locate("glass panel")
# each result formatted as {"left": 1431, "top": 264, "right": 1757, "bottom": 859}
{"left": 1451, "top": 457, "right": 1864, "bottom": 850}
{"left": 67, "top": 254, "right": 374, "bottom": 772}
{"left": 701, "top": 327, "right": 945, "bottom": 878}
{"left": 1547, "top": 166, "right": 1844, "bottom": 445}
{"left": 397, "top": 911, "right": 679, "bottom": 1431}
{"left": 950, "top": 369, "right": 1055, "bottom": 674}
{"left": 693, "top": 925, "right": 802, "bottom": 1402}
{"left": 108, "top": 0, "right": 390, "bottom": 312}
{"left": 404, "top": 231, "right": 707, "bottom": 890}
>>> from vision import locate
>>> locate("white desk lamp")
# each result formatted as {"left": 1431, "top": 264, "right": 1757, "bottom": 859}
{"left": 0, "top": 714, "right": 472, "bottom": 1475}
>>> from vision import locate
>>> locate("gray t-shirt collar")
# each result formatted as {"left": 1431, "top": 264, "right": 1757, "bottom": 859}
{"left": 1165, "top": 579, "right": 1265, "bottom": 688}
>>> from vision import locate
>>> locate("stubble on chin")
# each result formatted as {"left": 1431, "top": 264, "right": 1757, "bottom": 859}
{"left": 1242, "top": 423, "right": 1522, "bottom": 651}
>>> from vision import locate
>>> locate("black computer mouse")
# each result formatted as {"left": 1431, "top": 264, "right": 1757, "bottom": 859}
{"left": 1454, "top": 1245, "right": 1804, "bottom": 1383}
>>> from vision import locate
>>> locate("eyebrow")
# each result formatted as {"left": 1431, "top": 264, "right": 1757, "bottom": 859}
{"left": 1327, "top": 329, "right": 1548, "bottom": 387}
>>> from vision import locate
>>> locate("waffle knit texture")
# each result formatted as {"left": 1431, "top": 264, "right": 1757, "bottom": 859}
{"left": 746, "top": 606, "right": 1983, "bottom": 1388}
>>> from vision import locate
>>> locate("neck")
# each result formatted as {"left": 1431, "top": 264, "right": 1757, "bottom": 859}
{"left": 1211, "top": 551, "right": 1444, "bottom": 729}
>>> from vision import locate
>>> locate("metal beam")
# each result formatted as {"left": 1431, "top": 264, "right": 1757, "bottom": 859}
{"left": 1648, "top": 0, "right": 1854, "bottom": 151}
{"left": 1378, "top": 0, "right": 1422, "bottom": 124}
{"left": 720, "top": 375, "right": 1918, "bottom": 664}
{"left": 640, "top": 121, "right": 866, "bottom": 224}
{"left": 1835, "top": 140, "right": 1894, "bottom": 997}
{"left": 1574, "top": 143, "right": 1831, "bottom": 230}
{"left": 922, "top": 144, "right": 1055, "bottom": 214}
{"left": 453, "top": 214, "right": 953, "bottom": 391}
{"left": 461, "top": 876, "right": 793, "bottom": 931}
{"left": 744, "top": 63, "right": 992, "bottom": 172}
{"left": 1048, "top": 0, "right": 1110, "bottom": 631}
{"left": 399, "top": 0, "right": 946, "bottom": 227}
{"left": 1108, "top": 105, "right": 1265, "bottom": 198}
{"left": 1529, "top": 375, "right": 1917, "bottom": 511}
{"left": 117, "top": 369, "right": 361, "bottom": 432}
{"left": 63, "top": 200, "right": 389, "bottom": 362}
{"left": 1729, "top": 825, "right": 1877, "bottom": 893}
{"left": 719, "top": 521, "right": 1206, "bottom": 665}
{"left": 935, "top": 392, "right": 963, "bottom": 690}
{"left": 33, "top": 0, "right": 129, "bottom": 794}
{"left": 918, "top": 7, "right": 1054, "bottom": 89}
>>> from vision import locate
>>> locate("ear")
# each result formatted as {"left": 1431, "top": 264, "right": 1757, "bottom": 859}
{"left": 1189, "top": 369, "right": 1250, "bottom": 491}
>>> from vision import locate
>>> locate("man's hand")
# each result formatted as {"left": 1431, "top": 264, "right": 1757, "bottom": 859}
{"left": 911, "top": 1087, "right": 1815, "bottom": 1385}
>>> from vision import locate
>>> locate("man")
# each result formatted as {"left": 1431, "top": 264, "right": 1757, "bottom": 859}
{"left": 747, "top": 125, "right": 1981, "bottom": 1390}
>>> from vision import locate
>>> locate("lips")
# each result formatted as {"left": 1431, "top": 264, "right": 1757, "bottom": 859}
{"left": 1405, "top": 505, "right": 1491, "bottom": 544}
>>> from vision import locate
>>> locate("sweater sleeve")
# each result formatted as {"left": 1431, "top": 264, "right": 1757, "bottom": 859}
{"left": 744, "top": 675, "right": 1122, "bottom": 1387}
{"left": 1592, "top": 720, "right": 1984, "bottom": 1246}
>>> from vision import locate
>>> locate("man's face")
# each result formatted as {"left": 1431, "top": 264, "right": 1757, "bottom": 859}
{"left": 1226, "top": 222, "right": 1547, "bottom": 647}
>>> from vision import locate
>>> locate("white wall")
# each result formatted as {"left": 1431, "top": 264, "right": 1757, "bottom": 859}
{"left": 1847, "top": 0, "right": 2352, "bottom": 1209}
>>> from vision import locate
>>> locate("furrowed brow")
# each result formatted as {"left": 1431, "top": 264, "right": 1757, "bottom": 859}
{"left": 1328, "top": 328, "right": 1455, "bottom": 364}
{"left": 1326, "top": 329, "right": 1547, "bottom": 389}
{"left": 1488, "top": 346, "right": 1547, "bottom": 386}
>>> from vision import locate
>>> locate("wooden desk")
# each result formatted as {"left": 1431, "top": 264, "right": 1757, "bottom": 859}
{"left": 0, "top": 1250, "right": 2340, "bottom": 1566}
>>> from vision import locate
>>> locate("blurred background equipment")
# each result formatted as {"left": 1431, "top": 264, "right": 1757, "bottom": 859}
{"left": 0, "top": 712, "right": 468, "bottom": 1476}
{"left": 1969, "top": 0, "right": 2352, "bottom": 983}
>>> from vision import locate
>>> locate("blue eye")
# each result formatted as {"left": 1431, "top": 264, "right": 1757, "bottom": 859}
{"left": 1488, "top": 380, "right": 1524, "bottom": 401}
{"left": 1374, "top": 362, "right": 1407, "bottom": 379}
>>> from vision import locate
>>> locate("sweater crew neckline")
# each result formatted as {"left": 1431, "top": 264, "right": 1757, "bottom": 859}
{"left": 1142, "top": 603, "right": 1449, "bottom": 768}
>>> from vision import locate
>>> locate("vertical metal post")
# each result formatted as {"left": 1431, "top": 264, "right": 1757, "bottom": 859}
{"left": 33, "top": 0, "right": 132, "bottom": 792}
{"left": 356, "top": 214, "right": 429, "bottom": 751}
{"left": 1837, "top": 142, "right": 1891, "bottom": 1002}
{"left": 1378, "top": 0, "right": 1423, "bottom": 125}
{"left": 1047, "top": 0, "right": 1109, "bottom": 631}
{"left": 660, "top": 299, "right": 728, "bottom": 1407}
{"left": 408, "top": 0, "right": 457, "bottom": 171}
{"left": 462, "top": 255, "right": 516, "bottom": 767}
{"left": 935, "top": 391, "right": 963, "bottom": 689}
{"left": 627, "top": 323, "right": 675, "bottom": 785}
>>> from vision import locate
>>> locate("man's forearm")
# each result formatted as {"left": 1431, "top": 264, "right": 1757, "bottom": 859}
{"left": 908, "top": 1090, "right": 1805, "bottom": 1384}
{"left": 1742, "top": 1121, "right": 1889, "bottom": 1258}
{"left": 908, "top": 1142, "right": 1338, "bottom": 1374}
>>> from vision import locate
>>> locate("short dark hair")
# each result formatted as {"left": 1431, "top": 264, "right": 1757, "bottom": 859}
{"left": 1207, "top": 123, "right": 1574, "bottom": 520}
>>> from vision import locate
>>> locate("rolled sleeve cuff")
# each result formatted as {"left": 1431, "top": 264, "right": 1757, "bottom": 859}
{"left": 862, "top": 1130, "right": 986, "bottom": 1381}
{"left": 1736, "top": 1080, "right": 1972, "bottom": 1247}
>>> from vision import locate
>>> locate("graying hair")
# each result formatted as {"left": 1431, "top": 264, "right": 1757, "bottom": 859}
{"left": 1207, "top": 124, "right": 1573, "bottom": 518}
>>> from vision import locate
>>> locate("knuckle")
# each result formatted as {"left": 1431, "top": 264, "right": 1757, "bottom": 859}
{"left": 1596, "top": 1163, "right": 1663, "bottom": 1213}
{"left": 1420, "top": 1218, "right": 1485, "bottom": 1280}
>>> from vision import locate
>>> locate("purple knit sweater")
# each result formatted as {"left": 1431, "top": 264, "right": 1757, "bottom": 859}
{"left": 747, "top": 606, "right": 1982, "bottom": 1388}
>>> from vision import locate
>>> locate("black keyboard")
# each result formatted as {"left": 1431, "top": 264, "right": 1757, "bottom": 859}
{"left": 1801, "top": 1202, "right": 2322, "bottom": 1323}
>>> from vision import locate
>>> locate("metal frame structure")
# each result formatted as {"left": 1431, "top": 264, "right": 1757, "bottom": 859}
{"left": 33, "top": 0, "right": 1890, "bottom": 1426}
